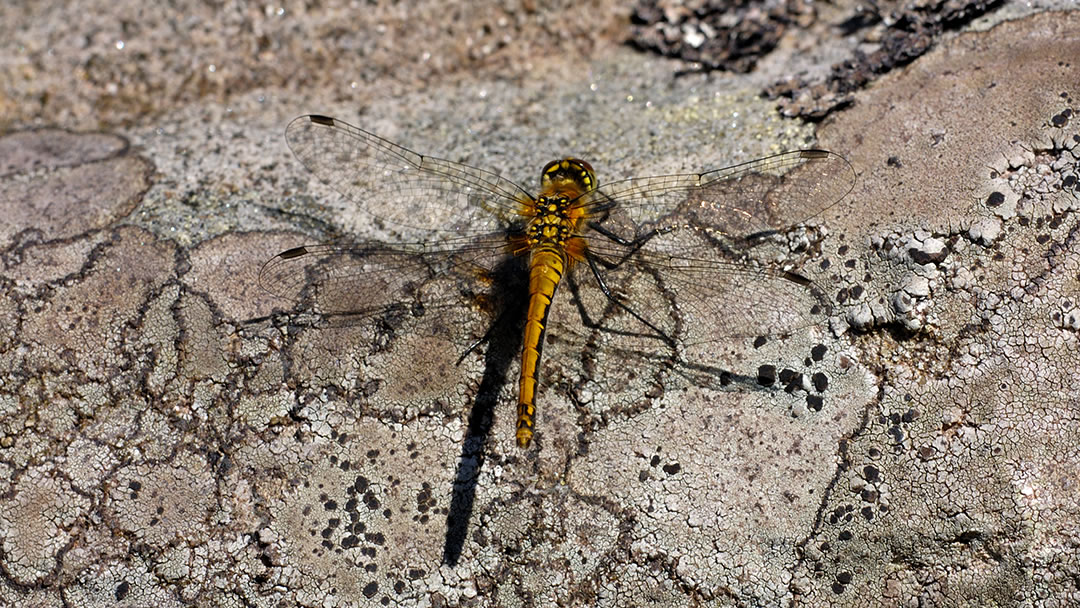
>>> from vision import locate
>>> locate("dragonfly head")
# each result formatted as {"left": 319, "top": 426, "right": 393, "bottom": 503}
{"left": 540, "top": 158, "right": 596, "bottom": 197}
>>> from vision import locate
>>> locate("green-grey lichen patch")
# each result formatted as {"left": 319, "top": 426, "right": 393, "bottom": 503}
{"left": 185, "top": 231, "right": 304, "bottom": 324}
{"left": 0, "top": 128, "right": 127, "bottom": 177}
{"left": 0, "top": 129, "right": 150, "bottom": 248}
{"left": 247, "top": 410, "right": 463, "bottom": 605}
{"left": 473, "top": 484, "right": 625, "bottom": 604}
{"left": 821, "top": 10, "right": 1078, "bottom": 240}
{"left": 784, "top": 10, "right": 1080, "bottom": 605}
{"left": 106, "top": 449, "right": 217, "bottom": 550}
{"left": 17, "top": 226, "right": 178, "bottom": 381}
{"left": 0, "top": 464, "right": 91, "bottom": 585}
{"left": 565, "top": 343, "right": 875, "bottom": 602}
{"left": 818, "top": 10, "right": 1080, "bottom": 338}
{"left": 61, "top": 560, "right": 184, "bottom": 608}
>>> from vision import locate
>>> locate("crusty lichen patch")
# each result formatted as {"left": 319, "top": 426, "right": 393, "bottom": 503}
{"left": 790, "top": 10, "right": 1080, "bottom": 605}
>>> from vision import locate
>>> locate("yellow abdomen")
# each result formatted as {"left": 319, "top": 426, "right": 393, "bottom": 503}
{"left": 516, "top": 248, "right": 567, "bottom": 448}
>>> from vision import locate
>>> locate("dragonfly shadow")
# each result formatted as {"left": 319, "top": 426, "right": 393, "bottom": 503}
{"left": 442, "top": 254, "right": 528, "bottom": 567}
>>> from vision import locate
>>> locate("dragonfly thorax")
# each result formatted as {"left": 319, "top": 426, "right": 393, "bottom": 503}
{"left": 528, "top": 195, "right": 576, "bottom": 243}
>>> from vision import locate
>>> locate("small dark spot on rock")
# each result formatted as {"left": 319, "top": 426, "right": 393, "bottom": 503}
{"left": 812, "top": 372, "right": 828, "bottom": 392}
{"left": 806, "top": 394, "right": 823, "bottom": 412}
{"left": 115, "top": 581, "right": 130, "bottom": 601}
{"left": 886, "top": 156, "right": 901, "bottom": 168}
{"left": 662, "top": 463, "right": 681, "bottom": 475}
{"left": 650, "top": 455, "right": 661, "bottom": 467}
{"left": 838, "top": 530, "right": 853, "bottom": 541}
{"left": 863, "top": 465, "right": 880, "bottom": 482}
{"left": 861, "top": 506, "right": 874, "bottom": 521}
{"left": 364, "top": 491, "right": 380, "bottom": 511}
{"left": 784, "top": 372, "right": 803, "bottom": 393}
{"left": 354, "top": 476, "right": 369, "bottom": 493}
{"left": 986, "top": 191, "right": 1005, "bottom": 207}
{"left": 888, "top": 426, "right": 904, "bottom": 443}
{"left": 908, "top": 245, "right": 948, "bottom": 265}
{"left": 363, "top": 582, "right": 379, "bottom": 598}
{"left": 832, "top": 582, "right": 845, "bottom": 594}
{"left": 810, "top": 344, "right": 827, "bottom": 361}
{"left": 757, "top": 365, "right": 777, "bottom": 386}
{"left": 753, "top": 336, "right": 767, "bottom": 348}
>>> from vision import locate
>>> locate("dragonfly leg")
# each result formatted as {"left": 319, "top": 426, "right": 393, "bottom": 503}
{"left": 583, "top": 253, "right": 677, "bottom": 348}
{"left": 587, "top": 222, "right": 675, "bottom": 265}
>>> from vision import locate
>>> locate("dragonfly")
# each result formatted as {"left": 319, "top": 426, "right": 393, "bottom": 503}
{"left": 260, "top": 114, "right": 856, "bottom": 448}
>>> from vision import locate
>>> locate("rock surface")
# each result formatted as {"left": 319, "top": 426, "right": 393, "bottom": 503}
{"left": 1, "top": 1, "right": 1078, "bottom": 606}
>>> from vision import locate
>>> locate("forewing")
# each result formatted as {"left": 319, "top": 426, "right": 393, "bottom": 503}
{"left": 285, "top": 115, "right": 535, "bottom": 234}
{"left": 589, "top": 150, "right": 855, "bottom": 238}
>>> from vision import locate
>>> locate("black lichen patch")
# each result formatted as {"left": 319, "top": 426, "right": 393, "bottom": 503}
{"left": 757, "top": 364, "right": 777, "bottom": 387}
{"left": 629, "top": 0, "right": 817, "bottom": 73}
{"left": 812, "top": 372, "right": 828, "bottom": 392}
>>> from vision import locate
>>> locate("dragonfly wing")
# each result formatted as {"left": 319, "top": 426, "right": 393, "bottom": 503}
{"left": 258, "top": 233, "right": 512, "bottom": 333}
{"left": 285, "top": 115, "right": 535, "bottom": 234}
{"left": 589, "top": 150, "right": 855, "bottom": 240}
{"left": 584, "top": 226, "right": 831, "bottom": 343}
